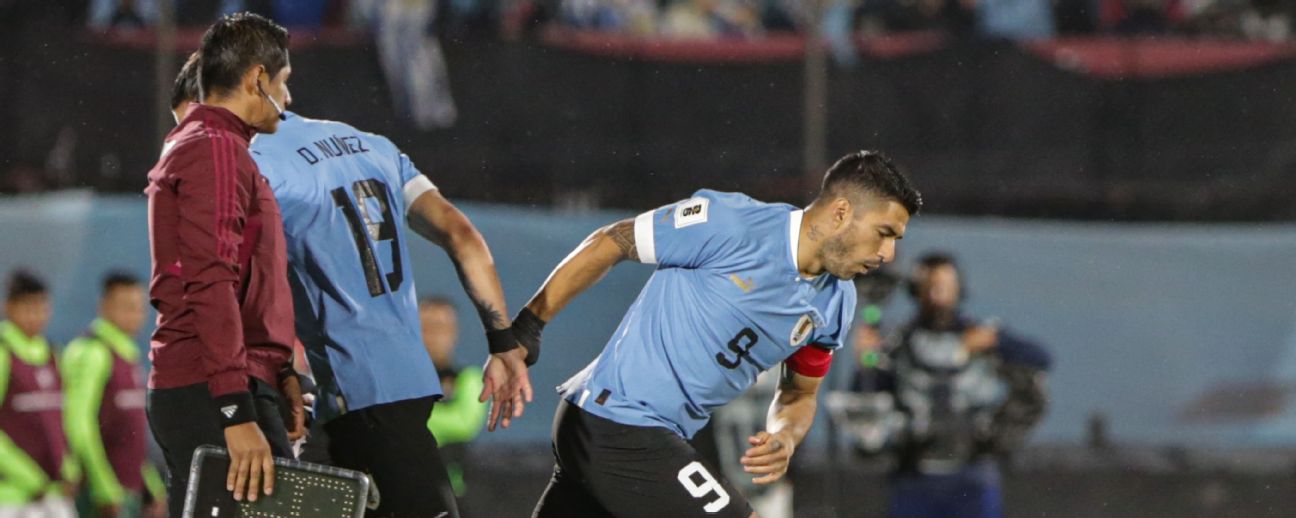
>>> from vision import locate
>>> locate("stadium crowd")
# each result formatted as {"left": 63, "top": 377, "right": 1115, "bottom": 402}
{"left": 79, "top": 0, "right": 1296, "bottom": 41}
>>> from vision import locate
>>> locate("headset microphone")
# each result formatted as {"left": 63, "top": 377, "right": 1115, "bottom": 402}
{"left": 258, "top": 81, "right": 286, "bottom": 121}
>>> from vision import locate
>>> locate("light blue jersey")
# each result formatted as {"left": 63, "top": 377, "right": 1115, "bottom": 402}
{"left": 250, "top": 112, "right": 440, "bottom": 421}
{"left": 560, "top": 190, "right": 857, "bottom": 438}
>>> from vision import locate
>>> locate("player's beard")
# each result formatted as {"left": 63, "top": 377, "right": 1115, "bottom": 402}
{"left": 817, "top": 228, "right": 858, "bottom": 281}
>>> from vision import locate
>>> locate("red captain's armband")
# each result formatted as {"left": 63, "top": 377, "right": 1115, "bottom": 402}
{"left": 785, "top": 345, "right": 834, "bottom": 377}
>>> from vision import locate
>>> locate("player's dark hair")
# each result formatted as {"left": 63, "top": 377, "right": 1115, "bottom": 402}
{"left": 6, "top": 269, "right": 47, "bottom": 302}
{"left": 907, "top": 251, "right": 964, "bottom": 299}
{"left": 419, "top": 296, "right": 456, "bottom": 310}
{"left": 171, "top": 51, "right": 201, "bottom": 108}
{"left": 820, "top": 151, "right": 922, "bottom": 216}
{"left": 198, "top": 12, "right": 289, "bottom": 99}
{"left": 102, "top": 270, "right": 141, "bottom": 295}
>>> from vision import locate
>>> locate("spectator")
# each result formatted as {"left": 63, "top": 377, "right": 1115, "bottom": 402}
{"left": 1240, "top": 0, "right": 1293, "bottom": 40}
{"left": 0, "top": 270, "right": 76, "bottom": 517}
{"left": 88, "top": 0, "right": 157, "bottom": 30}
{"left": 353, "top": 0, "right": 459, "bottom": 129}
{"left": 978, "top": 0, "right": 1056, "bottom": 38}
{"left": 419, "top": 297, "right": 488, "bottom": 506}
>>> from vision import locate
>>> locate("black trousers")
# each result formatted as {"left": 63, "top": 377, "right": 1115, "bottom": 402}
{"left": 146, "top": 378, "right": 292, "bottom": 518}
{"left": 299, "top": 396, "right": 459, "bottom": 518}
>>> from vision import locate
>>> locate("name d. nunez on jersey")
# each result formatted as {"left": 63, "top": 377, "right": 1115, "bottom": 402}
{"left": 294, "top": 133, "right": 371, "bottom": 165}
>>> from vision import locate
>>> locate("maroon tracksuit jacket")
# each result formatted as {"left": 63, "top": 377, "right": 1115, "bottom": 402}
{"left": 144, "top": 104, "right": 294, "bottom": 416}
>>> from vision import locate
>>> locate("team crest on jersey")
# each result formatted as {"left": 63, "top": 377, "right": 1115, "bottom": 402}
{"left": 790, "top": 314, "right": 815, "bottom": 346}
{"left": 674, "top": 197, "right": 710, "bottom": 228}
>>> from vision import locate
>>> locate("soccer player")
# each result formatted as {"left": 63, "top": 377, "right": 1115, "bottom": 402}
{"left": 169, "top": 51, "right": 200, "bottom": 124}
{"left": 520, "top": 151, "right": 921, "bottom": 517}
{"left": 233, "top": 102, "right": 529, "bottom": 516}
{"left": 244, "top": 107, "right": 532, "bottom": 517}
{"left": 62, "top": 272, "right": 167, "bottom": 518}
{"left": 171, "top": 54, "right": 531, "bottom": 517}
{"left": 0, "top": 270, "right": 76, "bottom": 517}
{"left": 144, "top": 13, "right": 302, "bottom": 516}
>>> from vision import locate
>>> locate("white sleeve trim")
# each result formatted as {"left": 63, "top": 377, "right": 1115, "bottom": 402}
{"left": 402, "top": 175, "right": 437, "bottom": 207}
{"left": 634, "top": 211, "right": 657, "bottom": 264}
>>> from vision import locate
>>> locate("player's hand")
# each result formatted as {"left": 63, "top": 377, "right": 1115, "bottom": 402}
{"left": 280, "top": 374, "right": 307, "bottom": 441}
{"left": 480, "top": 346, "right": 533, "bottom": 432}
{"left": 224, "top": 422, "right": 274, "bottom": 502}
{"left": 740, "top": 431, "right": 796, "bottom": 485}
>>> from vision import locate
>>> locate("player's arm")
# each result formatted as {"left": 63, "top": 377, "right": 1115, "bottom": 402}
{"left": 740, "top": 346, "right": 833, "bottom": 485}
{"left": 522, "top": 217, "right": 637, "bottom": 322}
{"left": 515, "top": 195, "right": 726, "bottom": 364}
{"left": 407, "top": 189, "right": 512, "bottom": 339}
{"left": 508, "top": 217, "right": 638, "bottom": 371}
{"left": 61, "top": 341, "right": 127, "bottom": 508}
{"left": 406, "top": 188, "right": 533, "bottom": 430}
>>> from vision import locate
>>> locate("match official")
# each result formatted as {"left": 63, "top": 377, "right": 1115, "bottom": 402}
{"left": 144, "top": 13, "right": 302, "bottom": 516}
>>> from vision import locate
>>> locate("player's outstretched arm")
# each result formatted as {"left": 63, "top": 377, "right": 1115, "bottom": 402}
{"left": 523, "top": 217, "right": 638, "bottom": 323}
{"left": 406, "top": 189, "right": 532, "bottom": 431}
{"left": 741, "top": 365, "right": 824, "bottom": 485}
{"left": 507, "top": 217, "right": 639, "bottom": 375}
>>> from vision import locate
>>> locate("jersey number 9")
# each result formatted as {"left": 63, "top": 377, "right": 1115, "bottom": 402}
{"left": 677, "top": 461, "right": 731, "bottom": 513}
{"left": 716, "top": 328, "right": 758, "bottom": 369}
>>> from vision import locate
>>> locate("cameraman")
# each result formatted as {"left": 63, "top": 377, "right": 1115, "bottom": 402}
{"left": 856, "top": 252, "right": 1051, "bottom": 518}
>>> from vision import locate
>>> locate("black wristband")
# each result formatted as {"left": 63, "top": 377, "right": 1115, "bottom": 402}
{"left": 487, "top": 327, "right": 519, "bottom": 355}
{"left": 214, "top": 391, "right": 258, "bottom": 428}
{"left": 278, "top": 363, "right": 299, "bottom": 384}
{"left": 512, "top": 308, "right": 545, "bottom": 367}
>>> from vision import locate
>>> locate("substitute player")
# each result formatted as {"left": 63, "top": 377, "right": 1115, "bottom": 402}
{"left": 249, "top": 108, "right": 530, "bottom": 517}
{"left": 145, "top": 13, "right": 301, "bottom": 516}
{"left": 0, "top": 271, "right": 77, "bottom": 517}
{"left": 63, "top": 272, "right": 167, "bottom": 517}
{"left": 518, "top": 151, "right": 921, "bottom": 517}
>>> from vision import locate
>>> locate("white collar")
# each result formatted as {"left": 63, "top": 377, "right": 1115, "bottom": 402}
{"left": 789, "top": 209, "right": 803, "bottom": 273}
{"left": 790, "top": 209, "right": 831, "bottom": 285}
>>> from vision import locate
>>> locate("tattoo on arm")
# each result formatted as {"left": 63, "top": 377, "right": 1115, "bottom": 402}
{"left": 453, "top": 260, "right": 509, "bottom": 331}
{"left": 473, "top": 298, "right": 507, "bottom": 331}
{"left": 604, "top": 219, "right": 638, "bottom": 262}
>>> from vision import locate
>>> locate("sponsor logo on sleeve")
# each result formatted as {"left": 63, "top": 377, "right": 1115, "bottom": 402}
{"left": 673, "top": 197, "right": 710, "bottom": 228}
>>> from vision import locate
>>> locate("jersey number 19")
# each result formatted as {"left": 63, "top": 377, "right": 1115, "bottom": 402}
{"left": 332, "top": 179, "right": 404, "bottom": 297}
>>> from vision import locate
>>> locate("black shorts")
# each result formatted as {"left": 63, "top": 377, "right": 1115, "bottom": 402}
{"left": 299, "top": 396, "right": 459, "bottom": 518}
{"left": 533, "top": 400, "right": 752, "bottom": 518}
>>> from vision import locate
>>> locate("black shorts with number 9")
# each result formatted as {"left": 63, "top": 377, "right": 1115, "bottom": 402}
{"left": 533, "top": 400, "right": 753, "bottom": 518}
